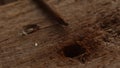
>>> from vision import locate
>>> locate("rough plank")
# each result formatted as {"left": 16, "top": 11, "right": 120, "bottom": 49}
{"left": 0, "top": 0, "right": 120, "bottom": 68}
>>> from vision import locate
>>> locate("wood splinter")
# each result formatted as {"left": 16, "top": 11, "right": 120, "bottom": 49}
{"left": 21, "top": 24, "right": 40, "bottom": 36}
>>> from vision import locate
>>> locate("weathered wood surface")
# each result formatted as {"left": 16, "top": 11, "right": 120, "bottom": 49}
{"left": 0, "top": 0, "right": 120, "bottom": 68}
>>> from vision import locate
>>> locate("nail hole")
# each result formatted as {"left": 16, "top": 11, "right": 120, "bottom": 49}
{"left": 62, "top": 43, "right": 86, "bottom": 58}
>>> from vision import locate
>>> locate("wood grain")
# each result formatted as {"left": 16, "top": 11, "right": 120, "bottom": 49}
{"left": 0, "top": 0, "right": 120, "bottom": 68}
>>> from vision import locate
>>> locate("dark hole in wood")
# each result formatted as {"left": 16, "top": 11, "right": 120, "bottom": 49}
{"left": 62, "top": 43, "right": 86, "bottom": 58}
{"left": 0, "top": 0, "right": 17, "bottom": 5}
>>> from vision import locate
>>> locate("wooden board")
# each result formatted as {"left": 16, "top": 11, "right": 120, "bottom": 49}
{"left": 0, "top": 0, "right": 120, "bottom": 68}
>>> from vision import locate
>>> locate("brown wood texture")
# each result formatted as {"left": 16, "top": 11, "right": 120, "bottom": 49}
{"left": 0, "top": 0, "right": 120, "bottom": 68}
